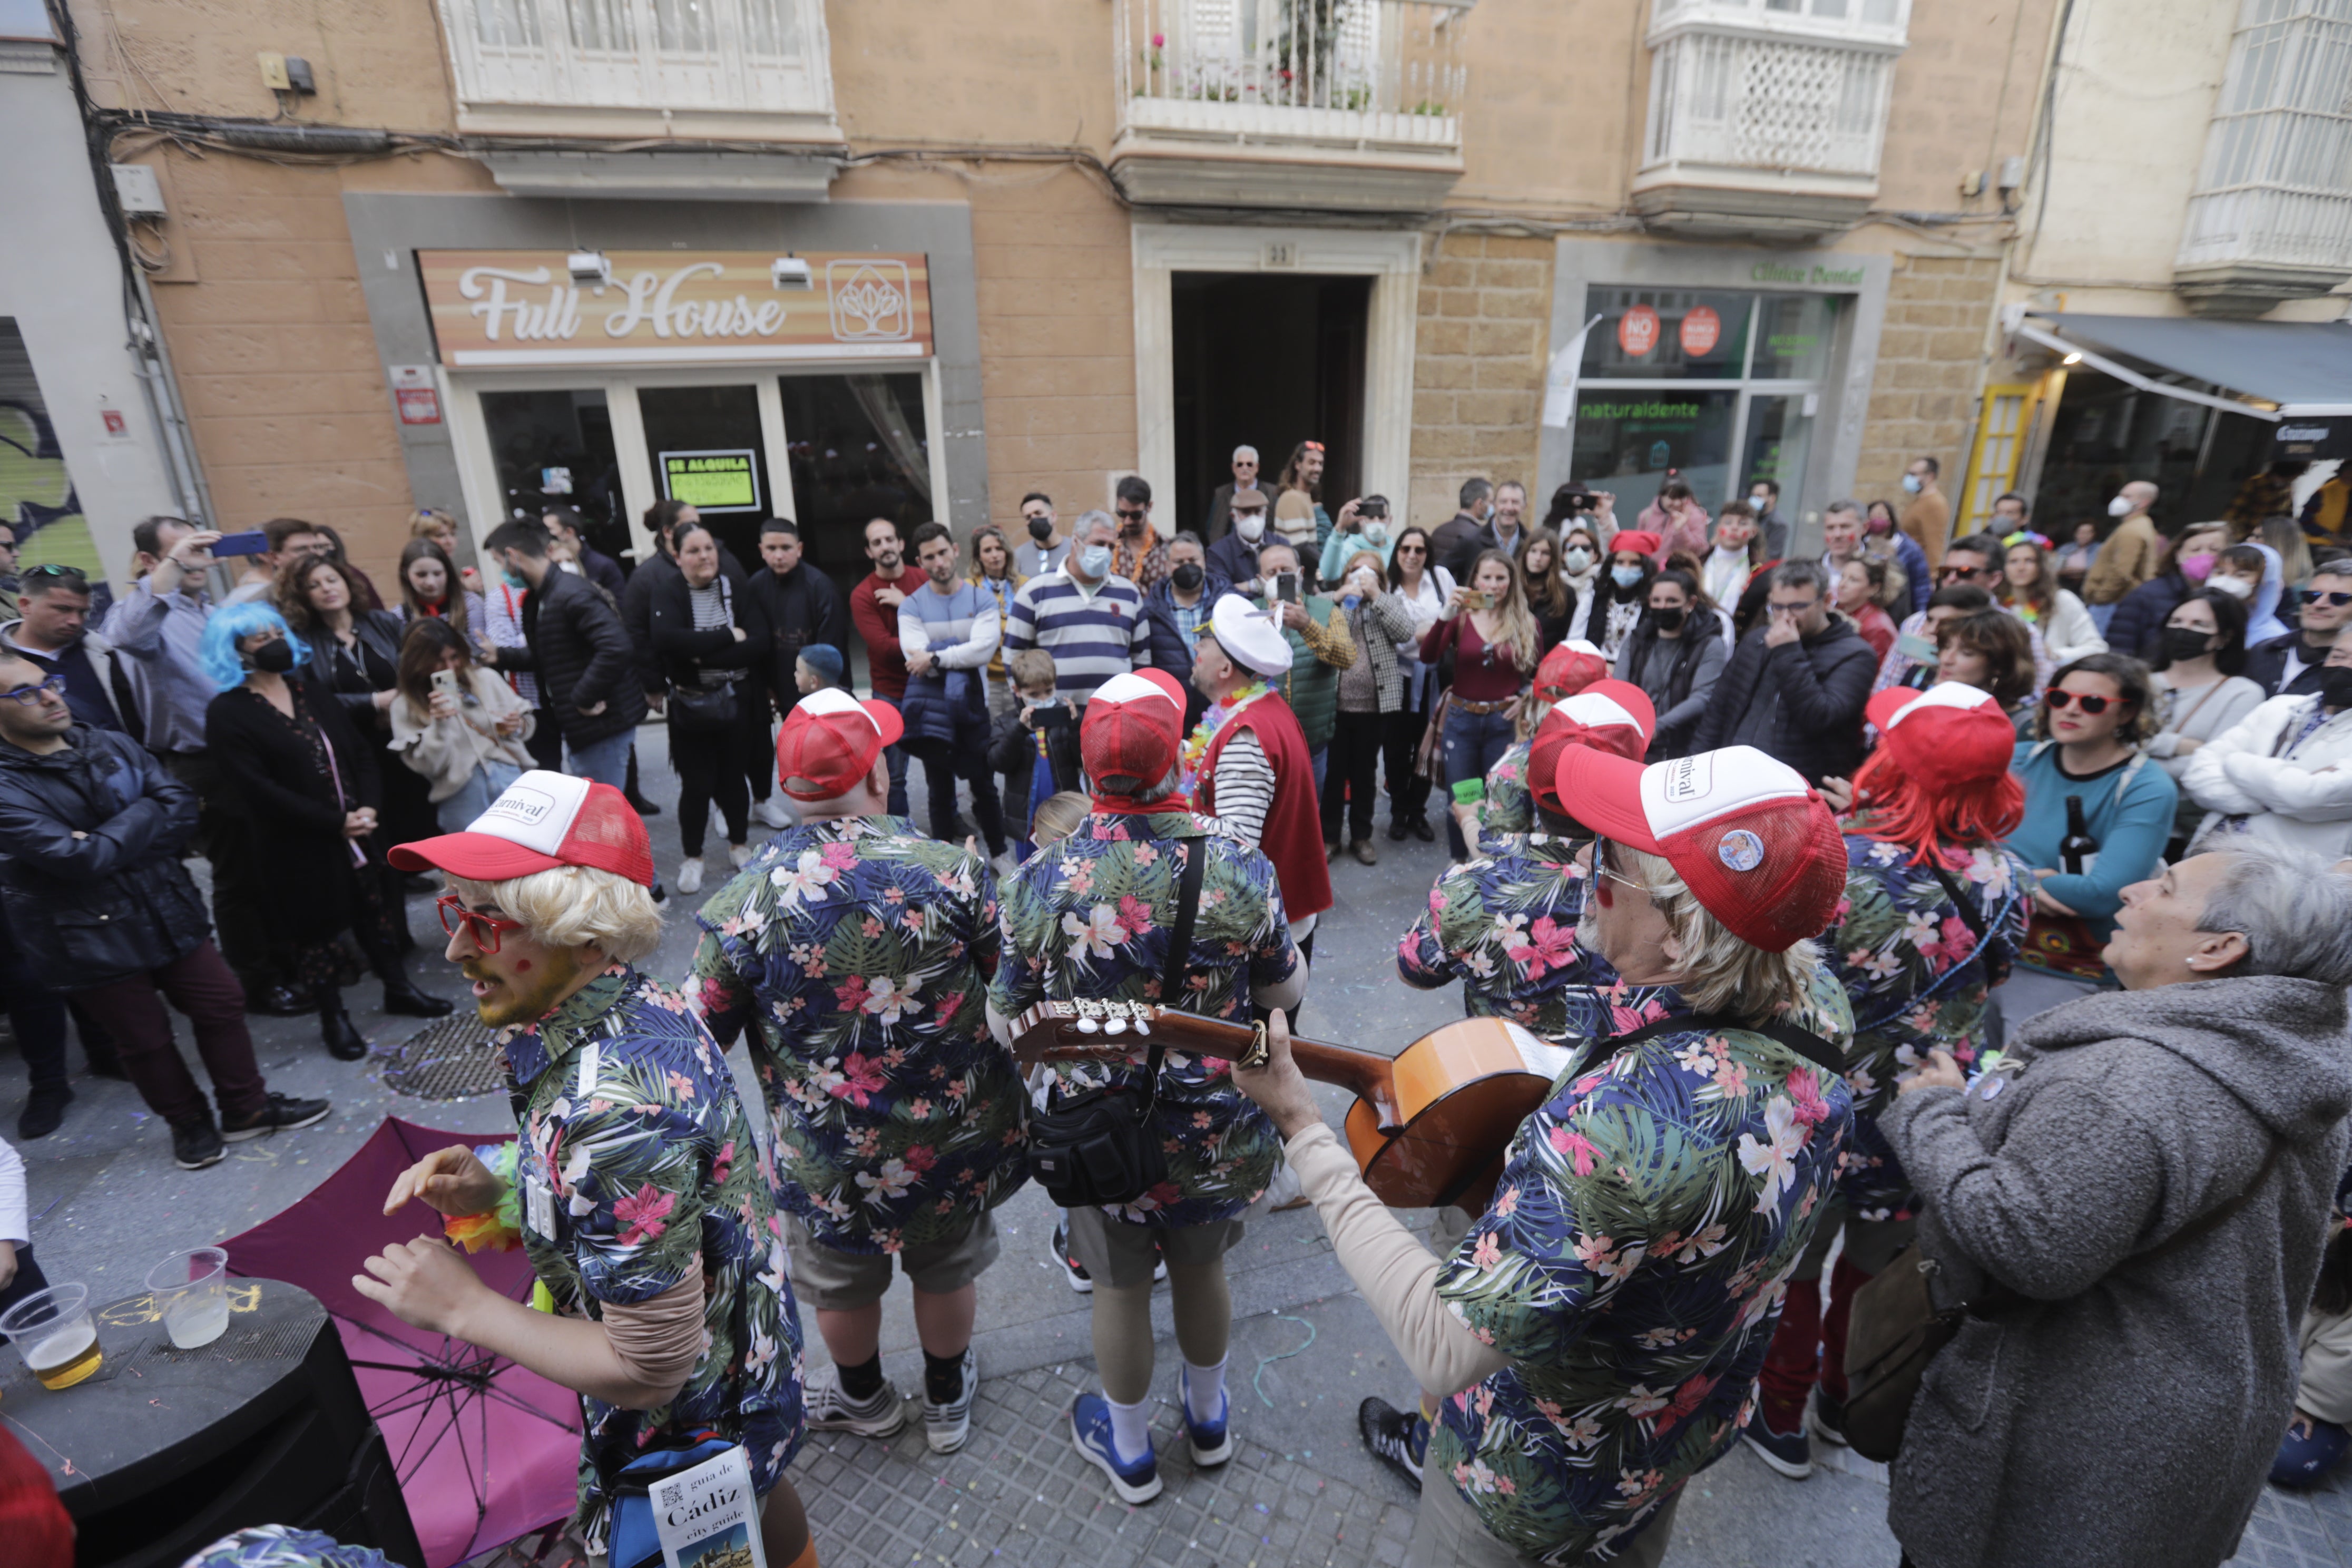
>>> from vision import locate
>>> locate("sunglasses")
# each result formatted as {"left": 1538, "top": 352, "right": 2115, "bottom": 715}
{"left": 21, "top": 564, "right": 85, "bottom": 583}
{"left": 2302, "top": 590, "right": 2352, "bottom": 608}
{"left": 1394, "top": 544, "right": 1426, "bottom": 555}
{"left": 1302, "top": 440, "right": 1325, "bottom": 453}
{"left": 436, "top": 894, "right": 526, "bottom": 954}
{"left": 2042, "top": 688, "right": 2120, "bottom": 715}
{"left": 1115, "top": 507, "right": 1148, "bottom": 522}
{"left": 1937, "top": 565, "right": 1990, "bottom": 582}
{"left": 0, "top": 673, "right": 65, "bottom": 707}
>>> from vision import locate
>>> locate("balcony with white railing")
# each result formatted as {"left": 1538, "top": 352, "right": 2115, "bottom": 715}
{"left": 2174, "top": 0, "right": 2352, "bottom": 314}
{"left": 1110, "top": 0, "right": 1472, "bottom": 212}
{"left": 1633, "top": 0, "right": 1910, "bottom": 235}
{"left": 435, "top": 0, "right": 843, "bottom": 182}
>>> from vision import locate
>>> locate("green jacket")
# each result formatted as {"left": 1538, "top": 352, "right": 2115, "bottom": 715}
{"left": 1255, "top": 592, "right": 1354, "bottom": 751}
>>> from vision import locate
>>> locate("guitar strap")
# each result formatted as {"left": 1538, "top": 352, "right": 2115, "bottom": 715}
{"left": 1138, "top": 837, "right": 1208, "bottom": 1119}
{"left": 1601, "top": 1009, "right": 1846, "bottom": 1079}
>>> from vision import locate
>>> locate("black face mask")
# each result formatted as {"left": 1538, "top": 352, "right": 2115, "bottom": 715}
{"left": 2160, "top": 626, "right": 2215, "bottom": 664}
{"left": 248, "top": 639, "right": 296, "bottom": 674}
{"left": 1650, "top": 605, "right": 1687, "bottom": 632}
{"left": 1027, "top": 517, "right": 1054, "bottom": 543}
{"left": 2322, "top": 665, "right": 2352, "bottom": 711}
{"left": 1171, "top": 562, "right": 1205, "bottom": 592}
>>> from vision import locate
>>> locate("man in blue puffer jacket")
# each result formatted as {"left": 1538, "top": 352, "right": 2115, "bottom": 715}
{"left": 1135, "top": 532, "right": 1228, "bottom": 732}
{"left": 0, "top": 650, "right": 327, "bottom": 1171}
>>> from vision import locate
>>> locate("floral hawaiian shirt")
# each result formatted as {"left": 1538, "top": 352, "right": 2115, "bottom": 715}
{"left": 1430, "top": 981, "right": 1856, "bottom": 1564}
{"left": 185, "top": 1527, "right": 392, "bottom": 1568}
{"left": 497, "top": 964, "right": 806, "bottom": 1544}
{"left": 1821, "top": 831, "right": 2030, "bottom": 1219}
{"left": 688, "top": 816, "right": 1027, "bottom": 1255}
{"left": 1475, "top": 738, "right": 1535, "bottom": 845}
{"left": 992, "top": 807, "right": 1299, "bottom": 1228}
{"left": 1397, "top": 835, "right": 1618, "bottom": 1036}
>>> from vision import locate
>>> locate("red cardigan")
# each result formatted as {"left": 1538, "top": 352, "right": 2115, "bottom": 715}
{"left": 1199, "top": 690, "right": 1331, "bottom": 923}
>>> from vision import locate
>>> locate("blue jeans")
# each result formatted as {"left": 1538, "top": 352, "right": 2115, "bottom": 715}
{"left": 567, "top": 729, "right": 633, "bottom": 790}
{"left": 1441, "top": 702, "right": 1516, "bottom": 859}
{"left": 437, "top": 760, "right": 524, "bottom": 835}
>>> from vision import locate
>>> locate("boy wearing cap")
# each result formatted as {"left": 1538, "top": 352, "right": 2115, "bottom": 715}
{"left": 1238, "top": 744, "right": 1856, "bottom": 1567}
{"left": 1749, "top": 683, "right": 2032, "bottom": 1477}
{"left": 1399, "top": 683, "right": 1655, "bottom": 1037}
{"left": 686, "top": 687, "right": 1023, "bottom": 1457}
{"left": 989, "top": 669, "right": 1305, "bottom": 1505}
{"left": 1467, "top": 640, "right": 1611, "bottom": 847}
{"left": 365, "top": 773, "right": 811, "bottom": 1568}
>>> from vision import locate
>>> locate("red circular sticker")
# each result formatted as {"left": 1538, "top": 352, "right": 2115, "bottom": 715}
{"left": 1680, "top": 305, "right": 1721, "bottom": 358}
{"left": 1618, "top": 304, "right": 1660, "bottom": 358}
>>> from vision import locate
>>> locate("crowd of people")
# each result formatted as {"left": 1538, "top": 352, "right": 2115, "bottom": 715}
{"left": 7, "top": 449, "right": 2352, "bottom": 1568}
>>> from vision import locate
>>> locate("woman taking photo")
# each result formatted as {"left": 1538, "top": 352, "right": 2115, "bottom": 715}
{"left": 1612, "top": 567, "right": 1725, "bottom": 760}
{"left": 1514, "top": 530, "right": 1575, "bottom": 655}
{"left": 201, "top": 604, "right": 452, "bottom": 1062}
{"left": 646, "top": 518, "right": 770, "bottom": 895}
{"left": 397, "top": 538, "right": 487, "bottom": 650}
{"left": 2147, "top": 589, "right": 2265, "bottom": 857}
{"left": 1559, "top": 524, "right": 1604, "bottom": 641}
{"left": 279, "top": 552, "right": 440, "bottom": 857}
{"left": 1320, "top": 548, "right": 1418, "bottom": 864}
{"left": 1384, "top": 526, "right": 1454, "bottom": 844}
{"left": 1999, "top": 536, "right": 2108, "bottom": 665}
{"left": 1836, "top": 555, "right": 1899, "bottom": 662}
{"left": 1420, "top": 548, "right": 1537, "bottom": 860}
{"left": 389, "top": 618, "right": 536, "bottom": 834}
{"left": 2007, "top": 652, "right": 2178, "bottom": 975}
{"left": 1582, "top": 530, "right": 1659, "bottom": 663}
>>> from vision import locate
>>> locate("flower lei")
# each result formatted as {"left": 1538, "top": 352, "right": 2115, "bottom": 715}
{"left": 1178, "top": 680, "right": 1268, "bottom": 798}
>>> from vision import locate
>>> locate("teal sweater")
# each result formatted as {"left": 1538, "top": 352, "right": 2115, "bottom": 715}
{"left": 2006, "top": 740, "right": 2179, "bottom": 940}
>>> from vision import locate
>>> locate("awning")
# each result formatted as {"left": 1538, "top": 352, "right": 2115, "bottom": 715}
{"left": 2018, "top": 311, "right": 2352, "bottom": 417}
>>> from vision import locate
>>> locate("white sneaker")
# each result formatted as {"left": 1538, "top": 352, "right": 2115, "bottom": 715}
{"left": 728, "top": 841, "right": 755, "bottom": 869}
{"left": 753, "top": 797, "right": 793, "bottom": 829}
{"left": 806, "top": 1371, "right": 907, "bottom": 1438}
{"left": 921, "top": 1345, "right": 978, "bottom": 1454}
{"left": 676, "top": 857, "right": 704, "bottom": 896}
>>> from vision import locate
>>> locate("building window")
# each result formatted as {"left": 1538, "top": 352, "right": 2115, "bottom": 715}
{"left": 1640, "top": 0, "right": 1909, "bottom": 182}
{"left": 436, "top": 0, "right": 835, "bottom": 118}
{"left": 2177, "top": 0, "right": 2352, "bottom": 287}
{"left": 1116, "top": 0, "right": 1467, "bottom": 144}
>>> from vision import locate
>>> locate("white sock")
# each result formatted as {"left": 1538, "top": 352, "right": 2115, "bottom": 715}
{"left": 1183, "top": 1356, "right": 1228, "bottom": 1424}
{"left": 1105, "top": 1394, "right": 1152, "bottom": 1464}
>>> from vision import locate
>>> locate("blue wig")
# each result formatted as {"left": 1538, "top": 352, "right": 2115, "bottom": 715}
{"left": 200, "top": 602, "right": 310, "bottom": 693}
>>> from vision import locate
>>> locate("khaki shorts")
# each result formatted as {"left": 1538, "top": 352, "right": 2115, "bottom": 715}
{"left": 783, "top": 1210, "right": 1001, "bottom": 1311}
{"left": 1064, "top": 1204, "right": 1246, "bottom": 1290}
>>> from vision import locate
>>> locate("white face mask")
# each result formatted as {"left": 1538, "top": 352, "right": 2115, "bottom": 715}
{"left": 2108, "top": 495, "right": 2134, "bottom": 518}
{"left": 2208, "top": 572, "right": 2256, "bottom": 600}
{"left": 1562, "top": 546, "right": 1594, "bottom": 572}
{"left": 1235, "top": 513, "right": 1266, "bottom": 543}
{"left": 1750, "top": 491, "right": 1770, "bottom": 506}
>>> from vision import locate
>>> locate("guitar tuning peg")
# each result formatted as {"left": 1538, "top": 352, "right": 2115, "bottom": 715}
{"left": 1132, "top": 1015, "right": 1151, "bottom": 1036}
{"left": 1076, "top": 1015, "right": 1101, "bottom": 1035}
{"left": 1104, "top": 1015, "right": 1128, "bottom": 1036}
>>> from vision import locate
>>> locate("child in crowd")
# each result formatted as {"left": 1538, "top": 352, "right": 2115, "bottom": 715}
{"left": 988, "top": 649, "right": 1081, "bottom": 856}
{"left": 795, "top": 643, "right": 846, "bottom": 695}
{"left": 1027, "top": 790, "right": 1091, "bottom": 851}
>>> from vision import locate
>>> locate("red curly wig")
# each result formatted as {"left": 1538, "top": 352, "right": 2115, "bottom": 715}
{"left": 1846, "top": 742, "right": 2023, "bottom": 865}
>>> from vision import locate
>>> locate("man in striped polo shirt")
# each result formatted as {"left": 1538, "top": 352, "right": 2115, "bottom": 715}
{"left": 1003, "top": 509, "right": 1151, "bottom": 709}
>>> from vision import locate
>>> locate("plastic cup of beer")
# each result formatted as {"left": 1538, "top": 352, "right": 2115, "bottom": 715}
{"left": 2, "top": 1284, "right": 101, "bottom": 1390}
{"left": 146, "top": 1247, "right": 231, "bottom": 1350}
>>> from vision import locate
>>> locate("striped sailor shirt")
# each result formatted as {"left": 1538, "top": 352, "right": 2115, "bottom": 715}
{"left": 1002, "top": 570, "right": 1151, "bottom": 704}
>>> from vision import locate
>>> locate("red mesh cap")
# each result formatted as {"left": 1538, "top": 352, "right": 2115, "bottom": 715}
{"left": 1866, "top": 682, "right": 2018, "bottom": 793}
{"left": 1082, "top": 669, "right": 1188, "bottom": 787}
{"left": 776, "top": 687, "right": 905, "bottom": 801}
{"left": 389, "top": 770, "right": 654, "bottom": 887}
{"left": 1556, "top": 744, "right": 1846, "bottom": 951}
{"left": 1532, "top": 639, "right": 1610, "bottom": 704}
{"left": 1530, "top": 681, "right": 1657, "bottom": 816}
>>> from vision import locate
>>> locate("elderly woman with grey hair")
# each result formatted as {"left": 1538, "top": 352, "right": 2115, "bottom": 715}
{"left": 1883, "top": 840, "right": 2352, "bottom": 1568}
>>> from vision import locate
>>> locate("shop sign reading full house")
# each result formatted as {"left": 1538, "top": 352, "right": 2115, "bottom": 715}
{"left": 418, "top": 250, "right": 933, "bottom": 367}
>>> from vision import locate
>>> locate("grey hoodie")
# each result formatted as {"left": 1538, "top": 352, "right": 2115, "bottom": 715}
{"left": 1883, "top": 976, "right": 2352, "bottom": 1568}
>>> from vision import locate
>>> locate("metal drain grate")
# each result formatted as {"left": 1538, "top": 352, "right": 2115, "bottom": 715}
{"left": 382, "top": 1014, "right": 507, "bottom": 1101}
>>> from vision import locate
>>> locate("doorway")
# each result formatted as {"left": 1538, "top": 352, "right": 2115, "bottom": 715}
{"left": 1171, "top": 272, "right": 1370, "bottom": 536}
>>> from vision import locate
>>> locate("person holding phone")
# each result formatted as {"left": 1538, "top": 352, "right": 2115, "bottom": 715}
{"left": 389, "top": 618, "right": 535, "bottom": 833}
{"left": 1249, "top": 541, "right": 1355, "bottom": 803}
{"left": 1316, "top": 495, "right": 1393, "bottom": 587}
{"left": 1420, "top": 548, "right": 1538, "bottom": 860}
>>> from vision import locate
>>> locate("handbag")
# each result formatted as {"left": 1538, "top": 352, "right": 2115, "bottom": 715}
{"left": 606, "top": 1432, "right": 738, "bottom": 1568}
{"left": 1843, "top": 1139, "right": 2281, "bottom": 1463}
{"left": 669, "top": 575, "right": 741, "bottom": 733}
{"left": 1414, "top": 688, "right": 1452, "bottom": 785}
{"left": 1025, "top": 838, "right": 1206, "bottom": 1209}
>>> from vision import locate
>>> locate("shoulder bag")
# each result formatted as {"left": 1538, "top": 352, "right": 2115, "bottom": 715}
{"left": 1843, "top": 1138, "right": 2281, "bottom": 1463}
{"left": 668, "top": 574, "right": 740, "bottom": 733}
{"left": 1025, "top": 837, "right": 1207, "bottom": 1208}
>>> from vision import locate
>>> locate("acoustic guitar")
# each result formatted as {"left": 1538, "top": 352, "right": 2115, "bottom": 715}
{"left": 1010, "top": 998, "right": 1581, "bottom": 1212}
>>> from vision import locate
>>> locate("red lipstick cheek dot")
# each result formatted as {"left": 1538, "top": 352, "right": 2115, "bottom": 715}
{"left": 514, "top": 959, "right": 533, "bottom": 972}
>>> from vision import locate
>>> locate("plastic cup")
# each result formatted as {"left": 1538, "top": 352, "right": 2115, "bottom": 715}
{"left": 146, "top": 1247, "right": 230, "bottom": 1349}
{"left": 2, "top": 1283, "right": 101, "bottom": 1389}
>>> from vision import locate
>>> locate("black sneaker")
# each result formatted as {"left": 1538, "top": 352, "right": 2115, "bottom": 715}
{"left": 1358, "top": 1397, "right": 1426, "bottom": 1491}
{"left": 171, "top": 1116, "right": 226, "bottom": 1170}
{"left": 1408, "top": 816, "right": 1435, "bottom": 843}
{"left": 1741, "top": 1406, "right": 1812, "bottom": 1479}
{"left": 221, "top": 1093, "right": 332, "bottom": 1143}
{"left": 17, "top": 1085, "right": 72, "bottom": 1140}
{"left": 1051, "top": 1219, "right": 1093, "bottom": 1294}
{"left": 1809, "top": 1389, "right": 1849, "bottom": 1448}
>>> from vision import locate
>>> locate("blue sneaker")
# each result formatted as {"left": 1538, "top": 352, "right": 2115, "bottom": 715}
{"left": 1179, "top": 1365, "right": 1232, "bottom": 1467}
{"left": 1071, "top": 1393, "right": 1162, "bottom": 1503}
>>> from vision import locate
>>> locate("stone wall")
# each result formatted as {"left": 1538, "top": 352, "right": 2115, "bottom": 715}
{"left": 1853, "top": 251, "right": 2004, "bottom": 504}
{"left": 1408, "top": 232, "right": 1554, "bottom": 533}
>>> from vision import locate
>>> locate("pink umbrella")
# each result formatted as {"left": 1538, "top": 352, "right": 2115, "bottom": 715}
{"left": 222, "top": 1117, "right": 583, "bottom": 1568}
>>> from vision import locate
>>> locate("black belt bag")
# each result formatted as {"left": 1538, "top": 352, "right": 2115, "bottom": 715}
{"left": 1026, "top": 839, "right": 1204, "bottom": 1209}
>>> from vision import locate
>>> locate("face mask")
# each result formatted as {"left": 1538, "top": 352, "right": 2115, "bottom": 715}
{"left": 1750, "top": 491, "right": 1770, "bottom": 507}
{"left": 2322, "top": 665, "right": 2352, "bottom": 710}
{"left": 1027, "top": 517, "right": 1054, "bottom": 543}
{"left": 502, "top": 567, "right": 530, "bottom": 590}
{"left": 1076, "top": 544, "right": 1111, "bottom": 579}
{"left": 1364, "top": 523, "right": 1388, "bottom": 546}
{"left": 1171, "top": 562, "right": 1204, "bottom": 592}
{"left": 2161, "top": 626, "right": 2216, "bottom": 663}
{"left": 1865, "top": 514, "right": 1892, "bottom": 536}
{"left": 2108, "top": 495, "right": 2134, "bottom": 518}
{"left": 1901, "top": 474, "right": 1923, "bottom": 494}
{"left": 247, "top": 639, "right": 296, "bottom": 674}
{"left": 1563, "top": 546, "right": 1594, "bottom": 572}
{"left": 1235, "top": 513, "right": 1266, "bottom": 543}
{"left": 2208, "top": 572, "right": 2255, "bottom": 601}
{"left": 1651, "top": 605, "right": 1687, "bottom": 632}
{"left": 1611, "top": 565, "right": 1645, "bottom": 589}
{"left": 1897, "top": 632, "right": 1938, "bottom": 665}
{"left": 2178, "top": 552, "right": 2216, "bottom": 582}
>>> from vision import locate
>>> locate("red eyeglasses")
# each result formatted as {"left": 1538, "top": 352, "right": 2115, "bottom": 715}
{"left": 1302, "top": 440, "right": 1325, "bottom": 453}
{"left": 2042, "top": 688, "right": 2116, "bottom": 715}
{"left": 436, "top": 894, "right": 525, "bottom": 953}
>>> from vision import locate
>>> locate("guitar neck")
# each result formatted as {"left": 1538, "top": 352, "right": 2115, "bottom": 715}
{"left": 1287, "top": 1036, "right": 1400, "bottom": 1110}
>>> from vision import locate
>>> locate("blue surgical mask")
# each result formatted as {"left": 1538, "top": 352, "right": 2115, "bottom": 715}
{"left": 1611, "top": 564, "right": 1645, "bottom": 589}
{"left": 502, "top": 567, "right": 530, "bottom": 590}
{"left": 1901, "top": 474, "right": 1923, "bottom": 494}
{"left": 1077, "top": 544, "right": 1111, "bottom": 579}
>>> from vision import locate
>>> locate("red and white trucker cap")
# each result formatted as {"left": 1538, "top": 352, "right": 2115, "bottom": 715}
{"left": 1532, "top": 639, "right": 1610, "bottom": 705}
{"left": 1866, "top": 681, "right": 2018, "bottom": 792}
{"left": 1556, "top": 744, "right": 1846, "bottom": 951}
{"left": 389, "top": 770, "right": 654, "bottom": 887}
{"left": 775, "top": 687, "right": 905, "bottom": 801}
{"left": 1082, "top": 668, "right": 1188, "bottom": 786}
{"left": 1529, "top": 681, "right": 1657, "bottom": 816}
